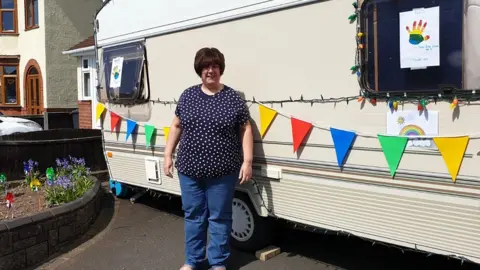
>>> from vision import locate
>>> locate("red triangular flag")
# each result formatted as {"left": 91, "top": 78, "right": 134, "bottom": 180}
{"left": 110, "top": 112, "right": 121, "bottom": 132}
{"left": 291, "top": 117, "right": 313, "bottom": 152}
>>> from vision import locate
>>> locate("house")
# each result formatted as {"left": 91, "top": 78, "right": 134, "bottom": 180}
{"left": 62, "top": 36, "right": 98, "bottom": 129}
{"left": 0, "top": 0, "right": 102, "bottom": 116}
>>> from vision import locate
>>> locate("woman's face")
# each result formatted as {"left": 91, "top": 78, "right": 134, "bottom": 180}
{"left": 201, "top": 64, "right": 221, "bottom": 86}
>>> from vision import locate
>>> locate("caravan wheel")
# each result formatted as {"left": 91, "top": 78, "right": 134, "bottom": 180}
{"left": 109, "top": 179, "right": 130, "bottom": 198}
{"left": 230, "top": 192, "right": 272, "bottom": 252}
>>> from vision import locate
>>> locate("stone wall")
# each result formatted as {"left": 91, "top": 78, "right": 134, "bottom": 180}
{"left": 0, "top": 177, "right": 102, "bottom": 270}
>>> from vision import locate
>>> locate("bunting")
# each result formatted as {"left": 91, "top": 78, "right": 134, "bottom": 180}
{"left": 110, "top": 112, "right": 121, "bottom": 132}
{"left": 145, "top": 124, "right": 156, "bottom": 148}
{"left": 163, "top": 127, "right": 170, "bottom": 143}
{"left": 291, "top": 117, "right": 313, "bottom": 153}
{"left": 433, "top": 136, "right": 469, "bottom": 182}
{"left": 330, "top": 128, "right": 357, "bottom": 168}
{"left": 258, "top": 104, "right": 277, "bottom": 138}
{"left": 377, "top": 135, "right": 408, "bottom": 177}
{"left": 95, "top": 103, "right": 105, "bottom": 120}
{"left": 125, "top": 119, "right": 137, "bottom": 142}
{"left": 97, "top": 102, "right": 473, "bottom": 183}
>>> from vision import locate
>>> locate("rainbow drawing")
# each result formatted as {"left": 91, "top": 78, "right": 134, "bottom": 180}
{"left": 399, "top": 125, "right": 426, "bottom": 136}
{"left": 405, "top": 20, "right": 430, "bottom": 45}
{"left": 113, "top": 66, "right": 120, "bottom": 80}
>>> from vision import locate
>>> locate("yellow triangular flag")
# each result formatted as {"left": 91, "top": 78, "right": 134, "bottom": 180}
{"left": 95, "top": 103, "right": 105, "bottom": 120}
{"left": 433, "top": 136, "right": 469, "bottom": 182}
{"left": 163, "top": 127, "right": 170, "bottom": 143}
{"left": 259, "top": 104, "right": 277, "bottom": 138}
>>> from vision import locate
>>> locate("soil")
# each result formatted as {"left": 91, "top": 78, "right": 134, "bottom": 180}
{"left": 0, "top": 181, "right": 48, "bottom": 222}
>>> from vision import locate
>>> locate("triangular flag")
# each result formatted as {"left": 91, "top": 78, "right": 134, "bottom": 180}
{"left": 259, "top": 104, "right": 277, "bottom": 138}
{"left": 145, "top": 124, "right": 156, "bottom": 148}
{"left": 291, "top": 117, "right": 313, "bottom": 152}
{"left": 95, "top": 103, "right": 105, "bottom": 120}
{"left": 110, "top": 112, "right": 121, "bottom": 132}
{"left": 378, "top": 135, "right": 408, "bottom": 177}
{"left": 163, "top": 127, "right": 170, "bottom": 143}
{"left": 125, "top": 119, "right": 137, "bottom": 141}
{"left": 433, "top": 136, "right": 469, "bottom": 182}
{"left": 330, "top": 128, "right": 357, "bottom": 168}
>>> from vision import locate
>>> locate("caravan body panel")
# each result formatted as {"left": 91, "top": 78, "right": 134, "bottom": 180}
{"left": 96, "top": 0, "right": 480, "bottom": 263}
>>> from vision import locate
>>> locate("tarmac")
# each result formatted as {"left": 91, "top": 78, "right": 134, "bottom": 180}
{"left": 36, "top": 182, "right": 479, "bottom": 270}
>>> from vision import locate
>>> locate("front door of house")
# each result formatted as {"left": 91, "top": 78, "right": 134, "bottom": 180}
{"left": 26, "top": 67, "right": 41, "bottom": 115}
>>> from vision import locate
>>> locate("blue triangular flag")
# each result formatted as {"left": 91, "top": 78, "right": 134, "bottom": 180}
{"left": 126, "top": 119, "right": 137, "bottom": 142}
{"left": 330, "top": 128, "right": 357, "bottom": 168}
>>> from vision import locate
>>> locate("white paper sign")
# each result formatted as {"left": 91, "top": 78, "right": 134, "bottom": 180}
{"left": 399, "top": 7, "right": 440, "bottom": 69}
{"left": 109, "top": 57, "right": 124, "bottom": 88}
{"left": 386, "top": 110, "right": 438, "bottom": 148}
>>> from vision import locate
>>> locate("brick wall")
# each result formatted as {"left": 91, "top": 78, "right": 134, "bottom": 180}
{"left": 0, "top": 107, "right": 26, "bottom": 116}
{"left": 77, "top": 100, "right": 92, "bottom": 129}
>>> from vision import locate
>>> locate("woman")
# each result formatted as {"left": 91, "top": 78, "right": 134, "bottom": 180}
{"left": 163, "top": 47, "right": 254, "bottom": 270}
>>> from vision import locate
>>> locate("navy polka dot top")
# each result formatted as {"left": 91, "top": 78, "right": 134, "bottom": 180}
{"left": 174, "top": 84, "right": 250, "bottom": 179}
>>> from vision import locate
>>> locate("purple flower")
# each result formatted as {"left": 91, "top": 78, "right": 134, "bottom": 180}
{"left": 23, "top": 159, "right": 38, "bottom": 174}
{"left": 56, "top": 175, "right": 72, "bottom": 189}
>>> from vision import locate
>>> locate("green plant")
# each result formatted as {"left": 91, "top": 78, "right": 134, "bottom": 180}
{"left": 44, "top": 156, "right": 94, "bottom": 206}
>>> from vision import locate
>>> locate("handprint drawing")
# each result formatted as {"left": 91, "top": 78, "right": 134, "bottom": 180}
{"left": 405, "top": 20, "right": 430, "bottom": 45}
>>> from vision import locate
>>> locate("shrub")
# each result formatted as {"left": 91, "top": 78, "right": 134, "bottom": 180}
{"left": 44, "top": 156, "right": 94, "bottom": 207}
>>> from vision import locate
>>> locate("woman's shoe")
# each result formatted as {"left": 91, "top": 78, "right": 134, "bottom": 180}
{"left": 179, "top": 264, "right": 194, "bottom": 270}
{"left": 212, "top": 267, "right": 226, "bottom": 270}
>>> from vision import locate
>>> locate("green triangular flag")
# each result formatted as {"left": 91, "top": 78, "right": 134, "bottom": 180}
{"left": 144, "top": 124, "right": 156, "bottom": 148}
{"left": 378, "top": 135, "right": 408, "bottom": 177}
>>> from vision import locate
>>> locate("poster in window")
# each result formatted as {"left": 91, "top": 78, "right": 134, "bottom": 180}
{"left": 109, "top": 57, "right": 124, "bottom": 88}
{"left": 399, "top": 7, "right": 440, "bottom": 69}
{"left": 386, "top": 110, "right": 438, "bottom": 148}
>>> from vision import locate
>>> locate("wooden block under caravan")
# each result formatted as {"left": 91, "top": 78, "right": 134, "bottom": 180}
{"left": 255, "top": 246, "right": 281, "bottom": 262}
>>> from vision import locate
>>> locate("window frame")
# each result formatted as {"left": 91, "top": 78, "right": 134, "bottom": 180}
{"left": 358, "top": 0, "right": 464, "bottom": 94}
{"left": 80, "top": 56, "right": 94, "bottom": 100}
{"left": 0, "top": 0, "right": 18, "bottom": 34}
{"left": 24, "top": 0, "right": 38, "bottom": 31}
{"left": 101, "top": 41, "right": 150, "bottom": 105}
{"left": 0, "top": 59, "right": 20, "bottom": 106}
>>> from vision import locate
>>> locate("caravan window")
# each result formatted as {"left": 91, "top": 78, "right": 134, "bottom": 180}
{"left": 102, "top": 41, "right": 147, "bottom": 103}
{"left": 362, "top": 0, "right": 463, "bottom": 93}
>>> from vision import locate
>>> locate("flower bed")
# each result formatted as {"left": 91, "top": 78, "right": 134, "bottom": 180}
{"left": 0, "top": 156, "right": 95, "bottom": 220}
{"left": 0, "top": 156, "right": 102, "bottom": 270}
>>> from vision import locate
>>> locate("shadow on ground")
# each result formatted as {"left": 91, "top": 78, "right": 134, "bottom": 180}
{"left": 27, "top": 178, "right": 115, "bottom": 270}
{"left": 138, "top": 194, "right": 479, "bottom": 270}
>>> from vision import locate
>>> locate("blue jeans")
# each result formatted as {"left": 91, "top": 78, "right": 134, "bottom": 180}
{"left": 178, "top": 172, "right": 238, "bottom": 268}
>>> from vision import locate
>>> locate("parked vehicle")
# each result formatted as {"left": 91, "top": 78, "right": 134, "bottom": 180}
{"left": 0, "top": 116, "right": 43, "bottom": 136}
{"left": 93, "top": 0, "right": 480, "bottom": 264}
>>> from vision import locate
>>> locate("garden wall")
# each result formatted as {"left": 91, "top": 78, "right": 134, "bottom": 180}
{"left": 0, "top": 177, "right": 102, "bottom": 270}
{"left": 0, "top": 129, "right": 107, "bottom": 181}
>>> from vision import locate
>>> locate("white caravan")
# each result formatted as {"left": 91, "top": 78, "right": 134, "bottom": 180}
{"left": 94, "top": 0, "right": 480, "bottom": 264}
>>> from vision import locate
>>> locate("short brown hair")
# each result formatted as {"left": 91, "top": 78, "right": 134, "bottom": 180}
{"left": 194, "top": 47, "right": 225, "bottom": 77}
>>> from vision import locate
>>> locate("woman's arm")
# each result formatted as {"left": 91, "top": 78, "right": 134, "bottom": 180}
{"left": 239, "top": 120, "right": 253, "bottom": 183}
{"left": 163, "top": 116, "right": 182, "bottom": 177}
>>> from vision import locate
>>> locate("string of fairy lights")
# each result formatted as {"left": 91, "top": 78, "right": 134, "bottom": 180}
{"left": 349, "top": 0, "right": 480, "bottom": 111}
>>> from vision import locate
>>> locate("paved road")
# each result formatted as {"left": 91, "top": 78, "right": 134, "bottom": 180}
{"left": 39, "top": 188, "right": 478, "bottom": 270}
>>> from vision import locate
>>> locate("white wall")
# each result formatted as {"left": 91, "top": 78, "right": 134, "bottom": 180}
{"left": 0, "top": 0, "right": 47, "bottom": 108}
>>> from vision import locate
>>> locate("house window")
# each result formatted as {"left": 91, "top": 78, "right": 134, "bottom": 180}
{"left": 81, "top": 57, "right": 92, "bottom": 99}
{"left": 362, "top": 0, "right": 463, "bottom": 93}
{"left": 0, "top": 60, "right": 19, "bottom": 105}
{"left": 0, "top": 0, "right": 17, "bottom": 33}
{"left": 25, "top": 0, "right": 38, "bottom": 30}
{"left": 102, "top": 41, "right": 149, "bottom": 104}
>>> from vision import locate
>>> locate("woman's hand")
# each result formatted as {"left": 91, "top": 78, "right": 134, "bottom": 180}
{"left": 163, "top": 156, "right": 174, "bottom": 178}
{"left": 239, "top": 161, "right": 252, "bottom": 184}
